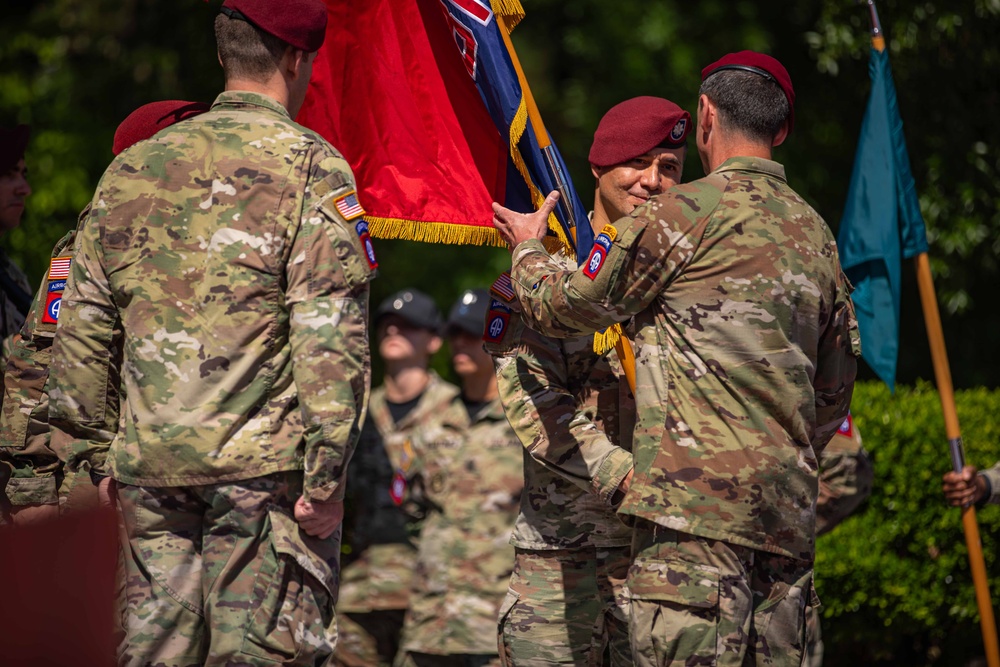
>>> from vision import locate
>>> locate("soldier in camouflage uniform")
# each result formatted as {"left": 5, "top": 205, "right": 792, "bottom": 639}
{"left": 46, "top": 2, "right": 374, "bottom": 665}
{"left": 0, "top": 124, "right": 33, "bottom": 375}
{"left": 336, "top": 289, "right": 468, "bottom": 667}
{"left": 396, "top": 289, "right": 524, "bottom": 667}
{"left": 943, "top": 461, "right": 1000, "bottom": 507}
{"left": 486, "top": 97, "right": 692, "bottom": 667}
{"left": 806, "top": 413, "right": 874, "bottom": 667}
{"left": 0, "top": 101, "right": 209, "bottom": 527}
{"left": 492, "top": 51, "right": 860, "bottom": 666}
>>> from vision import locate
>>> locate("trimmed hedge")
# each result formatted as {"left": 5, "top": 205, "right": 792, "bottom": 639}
{"left": 819, "top": 381, "right": 1000, "bottom": 666}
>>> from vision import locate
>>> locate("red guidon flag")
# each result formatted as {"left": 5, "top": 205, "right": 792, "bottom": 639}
{"left": 298, "top": 0, "right": 508, "bottom": 246}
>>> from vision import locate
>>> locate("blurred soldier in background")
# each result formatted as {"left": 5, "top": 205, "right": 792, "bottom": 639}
{"left": 0, "top": 101, "right": 208, "bottom": 527}
{"left": 396, "top": 288, "right": 523, "bottom": 667}
{"left": 46, "top": 1, "right": 374, "bottom": 664}
{"left": 486, "top": 96, "right": 691, "bottom": 666}
{"left": 336, "top": 288, "right": 467, "bottom": 667}
{"left": 0, "top": 123, "right": 33, "bottom": 373}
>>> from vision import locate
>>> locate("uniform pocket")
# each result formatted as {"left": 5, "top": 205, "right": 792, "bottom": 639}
{"left": 627, "top": 555, "right": 720, "bottom": 665}
{"left": 496, "top": 588, "right": 520, "bottom": 667}
{"left": 242, "top": 508, "right": 341, "bottom": 665}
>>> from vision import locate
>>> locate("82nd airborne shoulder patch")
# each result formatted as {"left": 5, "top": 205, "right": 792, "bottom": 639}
{"left": 42, "top": 256, "right": 73, "bottom": 325}
{"left": 483, "top": 299, "right": 512, "bottom": 343}
{"left": 354, "top": 219, "right": 378, "bottom": 270}
{"left": 582, "top": 225, "right": 617, "bottom": 280}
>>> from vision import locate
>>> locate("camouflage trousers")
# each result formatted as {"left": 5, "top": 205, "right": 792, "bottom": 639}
{"left": 803, "top": 606, "right": 823, "bottom": 667}
{"left": 115, "top": 471, "right": 342, "bottom": 667}
{"left": 627, "top": 521, "right": 817, "bottom": 667}
{"left": 333, "top": 609, "right": 407, "bottom": 667}
{"left": 498, "top": 546, "right": 632, "bottom": 666}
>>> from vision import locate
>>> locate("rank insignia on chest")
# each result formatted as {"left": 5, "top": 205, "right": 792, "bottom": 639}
{"left": 483, "top": 308, "right": 511, "bottom": 343}
{"left": 390, "top": 471, "right": 406, "bottom": 506}
{"left": 354, "top": 220, "right": 378, "bottom": 269}
{"left": 838, "top": 414, "right": 854, "bottom": 437}
{"left": 334, "top": 191, "right": 365, "bottom": 220}
{"left": 582, "top": 232, "right": 613, "bottom": 280}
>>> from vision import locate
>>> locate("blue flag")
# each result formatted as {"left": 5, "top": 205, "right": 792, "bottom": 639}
{"left": 837, "top": 47, "right": 929, "bottom": 391}
{"left": 438, "top": 0, "right": 593, "bottom": 261}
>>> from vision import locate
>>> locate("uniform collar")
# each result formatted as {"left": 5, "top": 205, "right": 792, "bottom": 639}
{"left": 713, "top": 156, "right": 786, "bottom": 183}
{"left": 211, "top": 91, "right": 291, "bottom": 119}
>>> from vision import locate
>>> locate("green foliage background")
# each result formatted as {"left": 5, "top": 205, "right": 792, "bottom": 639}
{"left": 3, "top": 3, "right": 1000, "bottom": 663}
{"left": 818, "top": 381, "right": 1000, "bottom": 666}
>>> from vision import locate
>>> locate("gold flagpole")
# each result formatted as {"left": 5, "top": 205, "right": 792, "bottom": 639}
{"left": 862, "top": 2, "right": 1000, "bottom": 662}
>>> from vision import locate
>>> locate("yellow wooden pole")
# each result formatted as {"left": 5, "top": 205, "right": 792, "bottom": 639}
{"left": 915, "top": 253, "right": 1000, "bottom": 667}
{"left": 494, "top": 9, "right": 638, "bottom": 393}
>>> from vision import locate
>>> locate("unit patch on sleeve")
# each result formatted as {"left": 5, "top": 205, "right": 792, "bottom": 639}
{"left": 41, "top": 256, "right": 73, "bottom": 324}
{"left": 582, "top": 230, "right": 614, "bottom": 280}
{"left": 838, "top": 413, "right": 854, "bottom": 437}
{"left": 355, "top": 219, "right": 378, "bottom": 269}
{"left": 482, "top": 305, "right": 511, "bottom": 343}
{"left": 334, "top": 191, "right": 366, "bottom": 220}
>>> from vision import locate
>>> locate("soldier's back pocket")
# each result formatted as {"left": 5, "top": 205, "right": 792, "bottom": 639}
{"left": 242, "top": 508, "right": 341, "bottom": 665}
{"left": 627, "top": 555, "right": 722, "bottom": 665}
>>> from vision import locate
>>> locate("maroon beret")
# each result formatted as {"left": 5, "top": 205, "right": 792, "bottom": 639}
{"left": 588, "top": 97, "right": 691, "bottom": 168}
{"left": 113, "top": 101, "right": 211, "bottom": 156}
{"left": 0, "top": 124, "right": 30, "bottom": 174}
{"left": 701, "top": 50, "right": 795, "bottom": 132}
{"left": 220, "top": 0, "right": 327, "bottom": 53}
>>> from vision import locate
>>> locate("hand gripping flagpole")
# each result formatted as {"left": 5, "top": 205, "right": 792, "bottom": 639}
{"left": 494, "top": 8, "right": 638, "bottom": 393}
{"left": 861, "top": 2, "right": 1000, "bottom": 662}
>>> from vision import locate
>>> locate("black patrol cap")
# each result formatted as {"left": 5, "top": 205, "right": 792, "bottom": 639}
{"left": 445, "top": 288, "right": 490, "bottom": 336}
{"left": 374, "top": 289, "right": 442, "bottom": 332}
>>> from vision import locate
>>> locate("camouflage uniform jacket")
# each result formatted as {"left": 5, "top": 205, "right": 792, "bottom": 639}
{"left": 486, "top": 251, "right": 634, "bottom": 550}
{"left": 339, "top": 372, "right": 467, "bottom": 612}
{"left": 816, "top": 413, "right": 873, "bottom": 535}
{"left": 0, "top": 227, "right": 119, "bottom": 507}
{"left": 47, "top": 91, "right": 374, "bottom": 502}
{"left": 401, "top": 397, "right": 523, "bottom": 655}
{"left": 511, "top": 156, "right": 861, "bottom": 560}
{"left": 983, "top": 462, "right": 1000, "bottom": 505}
{"left": 0, "top": 247, "right": 32, "bottom": 370}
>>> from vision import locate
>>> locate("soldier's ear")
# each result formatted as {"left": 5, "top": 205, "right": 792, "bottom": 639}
{"left": 771, "top": 119, "right": 789, "bottom": 148}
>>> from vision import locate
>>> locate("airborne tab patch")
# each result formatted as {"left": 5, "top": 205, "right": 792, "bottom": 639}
{"left": 334, "top": 191, "right": 365, "bottom": 220}
{"left": 355, "top": 220, "right": 378, "bottom": 269}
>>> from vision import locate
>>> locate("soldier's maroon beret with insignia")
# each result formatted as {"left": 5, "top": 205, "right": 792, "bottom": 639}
{"left": 588, "top": 97, "right": 692, "bottom": 168}
{"left": 113, "top": 101, "right": 211, "bottom": 156}
{"left": 0, "top": 124, "right": 30, "bottom": 174}
{"left": 220, "top": 0, "right": 327, "bottom": 53}
{"left": 701, "top": 50, "right": 795, "bottom": 132}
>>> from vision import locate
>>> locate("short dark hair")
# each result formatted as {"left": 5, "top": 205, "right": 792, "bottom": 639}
{"left": 214, "top": 13, "right": 288, "bottom": 83}
{"left": 698, "top": 69, "right": 790, "bottom": 143}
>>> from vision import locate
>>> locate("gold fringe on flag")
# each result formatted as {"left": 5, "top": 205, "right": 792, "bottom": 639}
{"left": 366, "top": 216, "right": 506, "bottom": 247}
{"left": 490, "top": 0, "right": 525, "bottom": 28}
{"left": 593, "top": 323, "right": 624, "bottom": 355}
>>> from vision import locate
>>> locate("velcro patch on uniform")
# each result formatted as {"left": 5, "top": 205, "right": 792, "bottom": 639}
{"left": 48, "top": 256, "right": 72, "bottom": 280}
{"left": 838, "top": 414, "right": 854, "bottom": 437}
{"left": 48, "top": 280, "right": 67, "bottom": 292}
{"left": 41, "top": 291, "right": 63, "bottom": 325}
{"left": 488, "top": 299, "right": 512, "bottom": 314}
{"left": 490, "top": 271, "right": 516, "bottom": 303}
{"left": 600, "top": 224, "right": 618, "bottom": 242}
{"left": 355, "top": 220, "right": 378, "bottom": 269}
{"left": 483, "top": 309, "right": 511, "bottom": 343}
{"left": 334, "top": 191, "right": 365, "bottom": 220}
{"left": 582, "top": 233, "right": 613, "bottom": 280}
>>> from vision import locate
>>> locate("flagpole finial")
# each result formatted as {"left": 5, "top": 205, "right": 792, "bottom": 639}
{"left": 861, "top": 0, "right": 886, "bottom": 51}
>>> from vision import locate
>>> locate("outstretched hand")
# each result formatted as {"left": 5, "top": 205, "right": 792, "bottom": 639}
{"left": 492, "top": 191, "right": 561, "bottom": 252}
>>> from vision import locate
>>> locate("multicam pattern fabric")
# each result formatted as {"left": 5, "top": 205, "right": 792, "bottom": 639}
{"left": 487, "top": 250, "right": 633, "bottom": 551}
{"left": 47, "top": 91, "right": 373, "bottom": 503}
{"left": 498, "top": 546, "right": 631, "bottom": 666}
{"left": 115, "top": 471, "right": 341, "bottom": 667}
{"left": 398, "top": 398, "right": 523, "bottom": 657}
{"left": 511, "top": 157, "right": 860, "bottom": 561}
{"left": 0, "top": 247, "right": 32, "bottom": 372}
{"left": 982, "top": 462, "right": 1000, "bottom": 505}
{"left": 816, "top": 419, "right": 873, "bottom": 535}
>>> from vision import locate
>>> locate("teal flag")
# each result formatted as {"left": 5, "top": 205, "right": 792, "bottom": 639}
{"left": 837, "top": 47, "right": 929, "bottom": 391}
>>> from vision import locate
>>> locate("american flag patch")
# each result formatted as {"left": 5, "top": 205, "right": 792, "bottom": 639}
{"left": 490, "top": 272, "right": 515, "bottom": 303}
{"left": 334, "top": 192, "right": 365, "bottom": 220}
{"left": 48, "top": 257, "right": 72, "bottom": 280}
